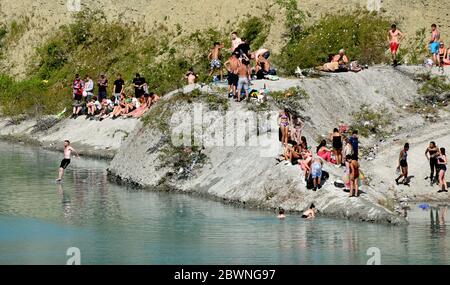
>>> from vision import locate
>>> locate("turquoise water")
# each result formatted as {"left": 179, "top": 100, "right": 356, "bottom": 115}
{"left": 0, "top": 141, "right": 449, "bottom": 265}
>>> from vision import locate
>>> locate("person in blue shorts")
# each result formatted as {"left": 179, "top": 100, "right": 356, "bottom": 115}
{"left": 311, "top": 158, "right": 323, "bottom": 191}
{"left": 429, "top": 24, "right": 441, "bottom": 66}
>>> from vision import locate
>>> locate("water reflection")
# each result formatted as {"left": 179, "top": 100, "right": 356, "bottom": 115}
{"left": 1, "top": 141, "right": 450, "bottom": 265}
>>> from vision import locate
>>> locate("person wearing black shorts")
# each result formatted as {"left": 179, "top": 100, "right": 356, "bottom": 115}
{"left": 395, "top": 143, "right": 409, "bottom": 185}
{"left": 56, "top": 140, "right": 79, "bottom": 182}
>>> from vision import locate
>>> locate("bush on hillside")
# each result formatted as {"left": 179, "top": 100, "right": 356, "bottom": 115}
{"left": 238, "top": 16, "right": 271, "bottom": 49}
{"left": 277, "top": 10, "right": 391, "bottom": 74}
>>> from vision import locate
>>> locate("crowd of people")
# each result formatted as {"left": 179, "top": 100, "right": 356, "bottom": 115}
{"left": 200, "top": 32, "right": 276, "bottom": 102}
{"left": 395, "top": 142, "right": 448, "bottom": 193}
{"left": 70, "top": 73, "right": 160, "bottom": 120}
{"left": 276, "top": 108, "right": 362, "bottom": 197}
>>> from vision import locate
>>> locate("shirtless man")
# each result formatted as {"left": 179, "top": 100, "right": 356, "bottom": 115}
{"left": 208, "top": 42, "right": 224, "bottom": 81}
{"left": 255, "top": 56, "right": 271, "bottom": 77}
{"left": 250, "top": 48, "right": 270, "bottom": 61}
{"left": 56, "top": 140, "right": 79, "bottom": 182}
{"left": 185, "top": 68, "right": 198, "bottom": 85}
{"left": 302, "top": 204, "right": 316, "bottom": 219}
{"left": 236, "top": 59, "right": 251, "bottom": 102}
{"left": 430, "top": 24, "right": 441, "bottom": 66}
{"left": 388, "top": 24, "right": 404, "bottom": 66}
{"left": 224, "top": 52, "right": 240, "bottom": 97}
{"left": 332, "top": 49, "right": 349, "bottom": 70}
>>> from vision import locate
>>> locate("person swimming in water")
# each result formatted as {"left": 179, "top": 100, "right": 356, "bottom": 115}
{"left": 277, "top": 209, "right": 286, "bottom": 220}
{"left": 302, "top": 203, "right": 316, "bottom": 219}
{"left": 56, "top": 140, "right": 79, "bottom": 182}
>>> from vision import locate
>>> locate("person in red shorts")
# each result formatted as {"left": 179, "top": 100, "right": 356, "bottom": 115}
{"left": 388, "top": 24, "right": 404, "bottom": 66}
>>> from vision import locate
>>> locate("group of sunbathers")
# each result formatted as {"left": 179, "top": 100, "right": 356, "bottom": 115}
{"left": 71, "top": 73, "right": 159, "bottom": 120}
{"left": 278, "top": 109, "right": 362, "bottom": 197}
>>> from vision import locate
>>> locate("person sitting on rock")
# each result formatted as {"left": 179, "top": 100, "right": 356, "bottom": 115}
{"left": 316, "top": 140, "right": 333, "bottom": 163}
{"left": 185, "top": 68, "right": 198, "bottom": 85}
{"left": 332, "top": 49, "right": 349, "bottom": 72}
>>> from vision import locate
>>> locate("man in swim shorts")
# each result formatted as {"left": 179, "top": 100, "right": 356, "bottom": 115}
{"left": 208, "top": 42, "right": 224, "bottom": 81}
{"left": 311, "top": 158, "right": 323, "bottom": 191}
{"left": 56, "top": 140, "right": 79, "bottom": 182}
{"left": 388, "top": 24, "right": 404, "bottom": 66}
{"left": 429, "top": 24, "right": 441, "bottom": 66}
{"left": 236, "top": 59, "right": 251, "bottom": 102}
{"left": 224, "top": 52, "right": 240, "bottom": 98}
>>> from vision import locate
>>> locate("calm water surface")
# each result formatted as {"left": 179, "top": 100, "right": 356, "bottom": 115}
{"left": 0, "top": 141, "right": 449, "bottom": 265}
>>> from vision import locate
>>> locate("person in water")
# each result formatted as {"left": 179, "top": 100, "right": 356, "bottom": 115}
{"left": 437, "top": 148, "right": 448, "bottom": 193}
{"left": 388, "top": 24, "right": 404, "bottom": 66}
{"left": 56, "top": 140, "right": 79, "bottom": 182}
{"left": 395, "top": 143, "right": 410, "bottom": 185}
{"left": 302, "top": 204, "right": 316, "bottom": 219}
{"left": 425, "top": 141, "right": 440, "bottom": 186}
{"left": 277, "top": 209, "right": 286, "bottom": 220}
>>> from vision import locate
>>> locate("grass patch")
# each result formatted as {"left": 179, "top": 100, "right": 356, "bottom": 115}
{"left": 270, "top": 86, "right": 309, "bottom": 112}
{"left": 350, "top": 104, "right": 392, "bottom": 138}
{"left": 276, "top": 9, "right": 391, "bottom": 74}
{"left": 406, "top": 76, "right": 450, "bottom": 121}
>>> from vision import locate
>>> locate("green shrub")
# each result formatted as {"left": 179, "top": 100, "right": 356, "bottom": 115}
{"left": 270, "top": 86, "right": 309, "bottom": 112}
{"left": 238, "top": 16, "right": 271, "bottom": 49}
{"left": 350, "top": 105, "right": 392, "bottom": 138}
{"left": 277, "top": 0, "right": 306, "bottom": 42}
{"left": 0, "top": 74, "right": 67, "bottom": 116}
{"left": 277, "top": 10, "right": 391, "bottom": 74}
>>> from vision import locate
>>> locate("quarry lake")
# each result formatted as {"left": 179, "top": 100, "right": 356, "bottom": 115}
{"left": 0, "top": 141, "right": 449, "bottom": 265}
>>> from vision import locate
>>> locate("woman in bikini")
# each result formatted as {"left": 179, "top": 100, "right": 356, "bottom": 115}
{"left": 437, "top": 148, "right": 448, "bottom": 193}
{"left": 279, "top": 109, "right": 290, "bottom": 147}
{"left": 395, "top": 143, "right": 409, "bottom": 185}
{"left": 299, "top": 148, "right": 313, "bottom": 181}
{"left": 330, "top": 128, "right": 343, "bottom": 167}
{"left": 438, "top": 42, "right": 446, "bottom": 71}
{"left": 349, "top": 156, "right": 360, "bottom": 197}
{"left": 291, "top": 116, "right": 305, "bottom": 144}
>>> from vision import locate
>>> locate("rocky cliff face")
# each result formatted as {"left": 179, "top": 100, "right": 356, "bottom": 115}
{"left": 108, "top": 66, "right": 445, "bottom": 224}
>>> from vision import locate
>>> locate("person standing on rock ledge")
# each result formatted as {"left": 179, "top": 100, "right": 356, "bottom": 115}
{"left": 388, "top": 24, "right": 404, "bottom": 67}
{"left": 425, "top": 141, "right": 440, "bottom": 186}
{"left": 395, "top": 143, "right": 410, "bottom": 185}
{"left": 56, "top": 140, "right": 79, "bottom": 183}
{"left": 437, "top": 148, "right": 448, "bottom": 193}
